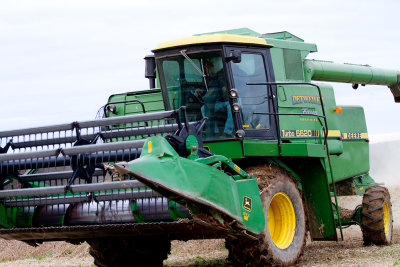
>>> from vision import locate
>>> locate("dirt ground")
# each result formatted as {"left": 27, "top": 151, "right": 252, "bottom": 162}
{"left": 0, "top": 187, "right": 399, "bottom": 267}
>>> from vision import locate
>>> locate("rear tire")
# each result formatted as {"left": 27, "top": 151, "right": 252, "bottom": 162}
{"left": 226, "top": 165, "right": 306, "bottom": 266}
{"left": 361, "top": 185, "right": 393, "bottom": 245}
{"left": 87, "top": 236, "right": 171, "bottom": 267}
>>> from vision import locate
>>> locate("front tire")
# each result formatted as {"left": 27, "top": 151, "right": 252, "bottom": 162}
{"left": 226, "top": 165, "right": 306, "bottom": 266}
{"left": 361, "top": 185, "right": 393, "bottom": 245}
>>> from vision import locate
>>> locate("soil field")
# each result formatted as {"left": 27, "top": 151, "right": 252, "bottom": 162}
{"left": 0, "top": 186, "right": 399, "bottom": 267}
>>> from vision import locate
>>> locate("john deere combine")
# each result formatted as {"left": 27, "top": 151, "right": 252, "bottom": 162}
{"left": 0, "top": 28, "right": 399, "bottom": 266}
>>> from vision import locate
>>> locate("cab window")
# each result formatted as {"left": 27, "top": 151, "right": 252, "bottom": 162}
{"left": 159, "top": 51, "right": 235, "bottom": 140}
{"left": 230, "top": 53, "right": 270, "bottom": 130}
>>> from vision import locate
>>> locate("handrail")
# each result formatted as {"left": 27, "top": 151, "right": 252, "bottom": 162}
{"left": 103, "top": 99, "right": 147, "bottom": 118}
{"left": 247, "top": 82, "right": 329, "bottom": 154}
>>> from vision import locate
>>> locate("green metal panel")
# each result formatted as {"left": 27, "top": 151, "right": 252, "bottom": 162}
{"left": 262, "top": 31, "right": 304, "bottom": 42}
{"left": 283, "top": 49, "right": 304, "bottom": 80}
{"left": 243, "top": 140, "right": 279, "bottom": 157}
{"left": 335, "top": 106, "right": 368, "bottom": 133}
{"left": 281, "top": 143, "right": 326, "bottom": 157}
{"left": 291, "top": 158, "right": 337, "bottom": 240}
{"left": 107, "top": 89, "right": 164, "bottom": 116}
{"left": 329, "top": 106, "right": 369, "bottom": 182}
{"left": 334, "top": 174, "right": 377, "bottom": 196}
{"left": 330, "top": 142, "right": 369, "bottom": 182}
{"left": 352, "top": 174, "right": 377, "bottom": 195}
{"left": 264, "top": 37, "right": 317, "bottom": 54}
{"left": 242, "top": 140, "right": 326, "bottom": 158}
{"left": 269, "top": 48, "right": 286, "bottom": 81}
{"left": 204, "top": 141, "right": 244, "bottom": 159}
{"left": 278, "top": 83, "right": 339, "bottom": 132}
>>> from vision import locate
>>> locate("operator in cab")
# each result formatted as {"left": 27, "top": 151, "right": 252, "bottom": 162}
{"left": 193, "top": 58, "right": 233, "bottom": 138}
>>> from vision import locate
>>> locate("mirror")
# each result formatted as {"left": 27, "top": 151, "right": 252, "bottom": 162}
{"left": 226, "top": 50, "right": 241, "bottom": 63}
{"left": 144, "top": 55, "right": 156, "bottom": 79}
{"left": 144, "top": 54, "right": 156, "bottom": 89}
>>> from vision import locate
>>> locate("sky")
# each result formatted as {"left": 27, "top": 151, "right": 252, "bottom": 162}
{"left": 1, "top": 0, "right": 399, "bottom": 142}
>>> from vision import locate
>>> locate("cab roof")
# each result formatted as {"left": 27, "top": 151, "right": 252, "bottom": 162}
{"left": 152, "top": 33, "right": 272, "bottom": 51}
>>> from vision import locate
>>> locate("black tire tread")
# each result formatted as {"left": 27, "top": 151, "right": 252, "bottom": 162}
{"left": 361, "top": 185, "right": 392, "bottom": 246}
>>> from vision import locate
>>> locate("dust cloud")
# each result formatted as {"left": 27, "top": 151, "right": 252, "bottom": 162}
{"left": 369, "top": 139, "right": 400, "bottom": 185}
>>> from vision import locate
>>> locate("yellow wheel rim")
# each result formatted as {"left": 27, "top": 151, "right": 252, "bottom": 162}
{"left": 267, "top": 192, "right": 296, "bottom": 249}
{"left": 383, "top": 201, "right": 390, "bottom": 236}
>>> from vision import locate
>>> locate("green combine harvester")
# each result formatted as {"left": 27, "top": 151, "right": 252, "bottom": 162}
{"left": 0, "top": 28, "right": 399, "bottom": 266}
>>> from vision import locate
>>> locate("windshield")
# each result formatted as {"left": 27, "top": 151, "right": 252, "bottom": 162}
{"left": 158, "top": 51, "right": 234, "bottom": 140}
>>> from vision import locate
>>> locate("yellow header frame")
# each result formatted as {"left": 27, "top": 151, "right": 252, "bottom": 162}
{"left": 153, "top": 34, "right": 272, "bottom": 51}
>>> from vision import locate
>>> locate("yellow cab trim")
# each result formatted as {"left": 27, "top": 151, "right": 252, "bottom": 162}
{"left": 327, "top": 130, "right": 341, "bottom": 137}
{"left": 153, "top": 34, "right": 272, "bottom": 51}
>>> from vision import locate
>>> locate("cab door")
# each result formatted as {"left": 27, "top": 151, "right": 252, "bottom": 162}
{"left": 224, "top": 46, "right": 277, "bottom": 140}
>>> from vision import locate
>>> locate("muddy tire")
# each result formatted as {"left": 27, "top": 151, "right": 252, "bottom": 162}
{"left": 361, "top": 185, "right": 393, "bottom": 245}
{"left": 87, "top": 237, "right": 170, "bottom": 267}
{"left": 226, "top": 165, "right": 306, "bottom": 266}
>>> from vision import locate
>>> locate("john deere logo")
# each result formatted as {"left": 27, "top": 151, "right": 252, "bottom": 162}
{"left": 243, "top": 196, "right": 252, "bottom": 212}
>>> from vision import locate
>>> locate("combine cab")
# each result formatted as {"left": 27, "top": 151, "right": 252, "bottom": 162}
{"left": 0, "top": 28, "right": 399, "bottom": 266}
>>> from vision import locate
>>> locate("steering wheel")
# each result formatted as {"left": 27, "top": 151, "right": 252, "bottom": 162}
{"left": 192, "top": 88, "right": 206, "bottom": 104}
